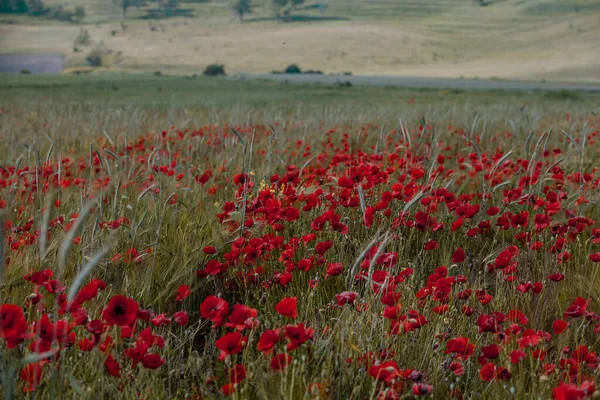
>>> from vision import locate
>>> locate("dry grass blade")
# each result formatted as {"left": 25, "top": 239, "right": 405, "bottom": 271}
{"left": 561, "top": 130, "right": 579, "bottom": 151}
{"left": 347, "top": 230, "right": 384, "bottom": 288}
{"left": 357, "top": 184, "right": 367, "bottom": 224}
{"left": 57, "top": 200, "right": 95, "bottom": 279}
{"left": 66, "top": 246, "right": 111, "bottom": 303}
{"left": 403, "top": 191, "right": 424, "bottom": 214}
{"left": 230, "top": 127, "right": 245, "bottom": 145}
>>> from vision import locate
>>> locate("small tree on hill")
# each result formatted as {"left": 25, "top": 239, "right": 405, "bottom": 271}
{"left": 271, "top": 0, "right": 304, "bottom": 21}
{"left": 0, "top": 0, "right": 28, "bottom": 13}
{"left": 121, "top": 0, "right": 146, "bottom": 18}
{"left": 229, "top": 0, "right": 250, "bottom": 21}
{"left": 158, "top": 0, "right": 179, "bottom": 15}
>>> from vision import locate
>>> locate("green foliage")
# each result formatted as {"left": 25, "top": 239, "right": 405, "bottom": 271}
{"left": 74, "top": 28, "right": 91, "bottom": 47}
{"left": 229, "top": 0, "right": 251, "bottom": 21}
{"left": 1, "top": 0, "right": 86, "bottom": 22}
{"left": 284, "top": 63, "right": 301, "bottom": 73}
{"left": 121, "top": 0, "right": 146, "bottom": 17}
{"left": 24, "top": 0, "right": 46, "bottom": 15}
{"left": 85, "top": 45, "right": 105, "bottom": 67}
{"left": 203, "top": 63, "right": 226, "bottom": 76}
{"left": 0, "top": 0, "right": 27, "bottom": 13}
{"left": 270, "top": 0, "right": 304, "bottom": 20}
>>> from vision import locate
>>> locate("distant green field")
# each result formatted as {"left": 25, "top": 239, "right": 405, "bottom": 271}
{"left": 2, "top": 72, "right": 599, "bottom": 110}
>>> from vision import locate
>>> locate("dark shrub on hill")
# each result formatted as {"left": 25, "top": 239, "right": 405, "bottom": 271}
{"left": 203, "top": 64, "right": 226, "bottom": 77}
{"left": 284, "top": 64, "right": 302, "bottom": 74}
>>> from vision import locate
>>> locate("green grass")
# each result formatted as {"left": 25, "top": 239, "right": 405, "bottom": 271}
{"left": 3, "top": 72, "right": 600, "bottom": 110}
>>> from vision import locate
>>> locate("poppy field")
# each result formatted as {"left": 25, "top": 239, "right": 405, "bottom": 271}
{"left": 0, "top": 76, "right": 599, "bottom": 399}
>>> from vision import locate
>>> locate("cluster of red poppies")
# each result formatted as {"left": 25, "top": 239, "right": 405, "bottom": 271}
{"left": 1, "top": 116, "right": 599, "bottom": 398}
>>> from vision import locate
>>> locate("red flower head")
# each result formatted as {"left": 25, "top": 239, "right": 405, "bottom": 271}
{"left": 335, "top": 291, "right": 359, "bottom": 307}
{"left": 0, "top": 304, "right": 30, "bottom": 349}
{"left": 589, "top": 252, "right": 600, "bottom": 263}
{"left": 20, "top": 363, "right": 42, "bottom": 392}
{"left": 142, "top": 353, "right": 165, "bottom": 369}
{"left": 215, "top": 331, "right": 247, "bottom": 360}
{"left": 103, "top": 295, "right": 139, "bottom": 327}
{"left": 105, "top": 354, "right": 121, "bottom": 377}
{"left": 257, "top": 329, "right": 280, "bottom": 353}
{"left": 412, "top": 383, "right": 434, "bottom": 396}
{"left": 479, "top": 363, "right": 496, "bottom": 381}
{"left": 225, "top": 304, "right": 259, "bottom": 330}
{"left": 325, "top": 262, "right": 343, "bottom": 279}
{"left": 175, "top": 284, "right": 190, "bottom": 302}
{"left": 563, "top": 297, "right": 590, "bottom": 319}
{"left": 200, "top": 295, "right": 229, "bottom": 328}
{"left": 424, "top": 241, "right": 438, "bottom": 251}
{"left": 203, "top": 246, "right": 217, "bottom": 255}
{"left": 368, "top": 360, "right": 401, "bottom": 383}
{"left": 481, "top": 344, "right": 500, "bottom": 359}
{"left": 270, "top": 353, "right": 292, "bottom": 371}
{"left": 172, "top": 311, "right": 189, "bottom": 326}
{"left": 229, "top": 364, "right": 246, "bottom": 383}
{"left": 445, "top": 337, "right": 475, "bottom": 360}
{"left": 552, "top": 381, "right": 595, "bottom": 400}
{"left": 451, "top": 248, "right": 466, "bottom": 263}
{"left": 24, "top": 269, "right": 53, "bottom": 285}
{"left": 553, "top": 320, "right": 569, "bottom": 334}
{"left": 275, "top": 297, "right": 298, "bottom": 319}
{"left": 285, "top": 323, "right": 314, "bottom": 351}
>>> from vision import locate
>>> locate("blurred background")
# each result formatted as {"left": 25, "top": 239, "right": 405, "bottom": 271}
{"left": 1, "top": 0, "right": 599, "bottom": 82}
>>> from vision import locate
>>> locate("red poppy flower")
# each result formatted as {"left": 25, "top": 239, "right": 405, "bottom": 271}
{"left": 20, "top": 363, "right": 42, "bottom": 392}
{"left": 150, "top": 314, "right": 172, "bottom": 327}
{"left": 105, "top": 354, "right": 121, "bottom": 377}
{"left": 445, "top": 337, "right": 475, "bottom": 360}
{"left": 368, "top": 360, "right": 401, "bottom": 383}
{"left": 589, "top": 252, "right": 600, "bottom": 262}
{"left": 270, "top": 353, "right": 292, "bottom": 371}
{"left": 552, "top": 381, "right": 595, "bottom": 400}
{"left": 275, "top": 297, "right": 297, "bottom": 319}
{"left": 103, "top": 295, "right": 139, "bottom": 326}
{"left": 511, "top": 211, "right": 529, "bottom": 227}
{"left": 215, "top": 331, "right": 247, "bottom": 359}
{"left": 172, "top": 311, "right": 189, "bottom": 326}
{"left": 225, "top": 304, "right": 259, "bottom": 330}
{"left": 200, "top": 296, "right": 229, "bottom": 328}
{"left": 0, "top": 304, "right": 29, "bottom": 348}
{"left": 142, "top": 353, "right": 165, "bottom": 369}
{"left": 203, "top": 246, "right": 217, "bottom": 254}
{"left": 449, "top": 361, "right": 464, "bottom": 376}
{"left": 335, "top": 291, "right": 358, "bottom": 307}
{"left": 257, "top": 329, "right": 280, "bottom": 353}
{"left": 325, "top": 262, "right": 343, "bottom": 278}
{"left": 285, "top": 323, "right": 314, "bottom": 351}
{"left": 481, "top": 344, "right": 500, "bottom": 359}
{"left": 229, "top": 364, "right": 246, "bottom": 383}
{"left": 563, "top": 297, "right": 590, "bottom": 318}
{"left": 553, "top": 320, "right": 569, "bottom": 334}
{"left": 451, "top": 247, "right": 466, "bottom": 263}
{"left": 75, "top": 278, "right": 106, "bottom": 304}
{"left": 479, "top": 363, "right": 496, "bottom": 381}
{"left": 510, "top": 349, "right": 526, "bottom": 364}
{"left": 548, "top": 273, "right": 565, "bottom": 282}
{"left": 424, "top": 241, "right": 438, "bottom": 251}
{"left": 412, "top": 383, "right": 434, "bottom": 396}
{"left": 24, "top": 269, "right": 53, "bottom": 285}
{"left": 315, "top": 240, "right": 333, "bottom": 255}
{"left": 175, "top": 284, "right": 190, "bottom": 301}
